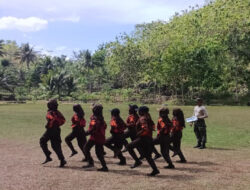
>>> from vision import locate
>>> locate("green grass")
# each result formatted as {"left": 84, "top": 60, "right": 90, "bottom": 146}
{"left": 0, "top": 102, "right": 249, "bottom": 149}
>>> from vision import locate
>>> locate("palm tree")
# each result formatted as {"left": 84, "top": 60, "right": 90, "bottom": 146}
{"left": 0, "top": 40, "right": 4, "bottom": 57}
{"left": 84, "top": 50, "right": 92, "bottom": 68}
{"left": 15, "top": 43, "right": 37, "bottom": 69}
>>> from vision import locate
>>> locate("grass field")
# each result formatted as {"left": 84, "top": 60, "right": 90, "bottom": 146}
{"left": 0, "top": 102, "right": 250, "bottom": 148}
{"left": 0, "top": 102, "right": 250, "bottom": 190}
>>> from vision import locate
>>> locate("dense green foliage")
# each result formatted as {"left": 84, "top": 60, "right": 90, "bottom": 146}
{"left": 0, "top": 0, "right": 249, "bottom": 104}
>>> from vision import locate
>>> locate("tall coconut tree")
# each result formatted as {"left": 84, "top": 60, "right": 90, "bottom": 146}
{"left": 15, "top": 43, "right": 37, "bottom": 69}
{"left": 0, "top": 40, "right": 4, "bottom": 57}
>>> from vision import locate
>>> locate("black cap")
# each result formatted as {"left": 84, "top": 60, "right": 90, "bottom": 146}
{"left": 196, "top": 98, "right": 203, "bottom": 102}
{"left": 92, "top": 103, "right": 103, "bottom": 114}
{"left": 159, "top": 107, "right": 169, "bottom": 115}
{"left": 47, "top": 99, "right": 58, "bottom": 110}
{"left": 138, "top": 106, "right": 149, "bottom": 114}
{"left": 111, "top": 108, "right": 120, "bottom": 116}
{"left": 129, "top": 104, "right": 138, "bottom": 111}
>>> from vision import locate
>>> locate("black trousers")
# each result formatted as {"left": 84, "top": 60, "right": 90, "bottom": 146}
{"left": 65, "top": 127, "right": 87, "bottom": 157}
{"left": 123, "top": 128, "right": 137, "bottom": 141}
{"left": 152, "top": 134, "right": 173, "bottom": 165}
{"left": 123, "top": 128, "right": 144, "bottom": 156}
{"left": 170, "top": 131, "right": 186, "bottom": 161}
{"left": 127, "top": 136, "right": 158, "bottom": 171}
{"left": 194, "top": 119, "right": 207, "bottom": 145}
{"left": 84, "top": 140, "right": 107, "bottom": 167}
{"left": 40, "top": 128, "right": 65, "bottom": 161}
{"left": 105, "top": 133, "right": 125, "bottom": 161}
{"left": 122, "top": 128, "right": 137, "bottom": 148}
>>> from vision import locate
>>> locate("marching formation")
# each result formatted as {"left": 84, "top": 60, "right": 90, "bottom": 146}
{"left": 40, "top": 99, "right": 208, "bottom": 176}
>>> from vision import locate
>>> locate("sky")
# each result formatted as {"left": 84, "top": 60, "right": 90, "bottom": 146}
{"left": 0, "top": 0, "right": 205, "bottom": 57}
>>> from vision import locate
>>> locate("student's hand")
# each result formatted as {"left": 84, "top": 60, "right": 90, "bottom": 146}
{"left": 189, "top": 122, "right": 193, "bottom": 127}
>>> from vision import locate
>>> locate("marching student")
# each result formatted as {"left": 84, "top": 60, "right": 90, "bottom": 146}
{"left": 127, "top": 106, "right": 160, "bottom": 176}
{"left": 170, "top": 108, "right": 187, "bottom": 163}
{"left": 121, "top": 105, "right": 139, "bottom": 152}
{"left": 105, "top": 108, "right": 126, "bottom": 165}
{"left": 83, "top": 104, "right": 108, "bottom": 172}
{"left": 152, "top": 107, "right": 175, "bottom": 168}
{"left": 65, "top": 104, "right": 87, "bottom": 161}
{"left": 40, "top": 99, "right": 67, "bottom": 167}
{"left": 191, "top": 98, "right": 208, "bottom": 149}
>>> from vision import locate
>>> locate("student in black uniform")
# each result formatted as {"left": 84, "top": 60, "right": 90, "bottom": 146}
{"left": 170, "top": 108, "right": 187, "bottom": 163}
{"left": 121, "top": 105, "right": 139, "bottom": 153}
{"left": 127, "top": 106, "right": 160, "bottom": 176}
{"left": 65, "top": 104, "right": 87, "bottom": 161}
{"left": 152, "top": 108, "right": 175, "bottom": 168}
{"left": 83, "top": 104, "right": 108, "bottom": 172}
{"left": 40, "top": 99, "right": 67, "bottom": 167}
{"left": 105, "top": 108, "right": 126, "bottom": 165}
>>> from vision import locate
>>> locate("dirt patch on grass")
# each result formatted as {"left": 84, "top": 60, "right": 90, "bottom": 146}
{"left": 1, "top": 139, "right": 250, "bottom": 190}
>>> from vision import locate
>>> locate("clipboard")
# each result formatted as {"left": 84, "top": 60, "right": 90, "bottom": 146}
{"left": 186, "top": 116, "right": 198, "bottom": 123}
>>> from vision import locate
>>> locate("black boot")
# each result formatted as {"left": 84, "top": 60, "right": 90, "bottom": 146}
{"left": 194, "top": 142, "right": 201, "bottom": 148}
{"left": 70, "top": 151, "right": 78, "bottom": 157}
{"left": 59, "top": 160, "right": 67, "bottom": 167}
{"left": 147, "top": 169, "right": 160, "bottom": 176}
{"left": 164, "top": 164, "right": 175, "bottom": 169}
{"left": 199, "top": 143, "right": 206, "bottom": 149}
{"left": 131, "top": 160, "right": 142, "bottom": 169}
{"left": 82, "top": 163, "right": 94, "bottom": 168}
{"left": 153, "top": 154, "right": 161, "bottom": 160}
{"left": 118, "top": 157, "right": 126, "bottom": 165}
{"left": 82, "top": 158, "right": 88, "bottom": 162}
{"left": 172, "top": 151, "right": 178, "bottom": 157}
{"left": 176, "top": 159, "right": 187, "bottom": 163}
{"left": 97, "top": 166, "right": 109, "bottom": 172}
{"left": 82, "top": 157, "right": 94, "bottom": 168}
{"left": 42, "top": 157, "right": 52, "bottom": 164}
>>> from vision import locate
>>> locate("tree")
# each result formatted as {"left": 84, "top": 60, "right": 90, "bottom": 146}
{"left": 15, "top": 43, "right": 37, "bottom": 69}
{"left": 0, "top": 40, "right": 4, "bottom": 57}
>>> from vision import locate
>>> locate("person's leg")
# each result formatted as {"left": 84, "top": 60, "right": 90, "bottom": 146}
{"left": 142, "top": 137, "right": 160, "bottom": 176}
{"left": 127, "top": 137, "right": 143, "bottom": 168}
{"left": 160, "top": 135, "right": 174, "bottom": 168}
{"left": 83, "top": 140, "right": 95, "bottom": 167}
{"left": 40, "top": 130, "right": 52, "bottom": 164}
{"left": 65, "top": 131, "right": 78, "bottom": 156}
{"left": 95, "top": 144, "right": 108, "bottom": 171}
{"left": 121, "top": 130, "right": 130, "bottom": 152}
{"left": 174, "top": 132, "right": 186, "bottom": 162}
{"left": 105, "top": 136, "right": 116, "bottom": 152}
{"left": 199, "top": 126, "right": 207, "bottom": 149}
{"left": 76, "top": 128, "right": 87, "bottom": 159}
{"left": 194, "top": 122, "right": 201, "bottom": 148}
{"left": 115, "top": 135, "right": 126, "bottom": 165}
{"left": 50, "top": 128, "right": 66, "bottom": 167}
{"left": 152, "top": 136, "right": 161, "bottom": 160}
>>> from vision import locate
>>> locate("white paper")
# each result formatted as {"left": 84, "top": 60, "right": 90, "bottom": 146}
{"left": 186, "top": 116, "right": 198, "bottom": 123}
